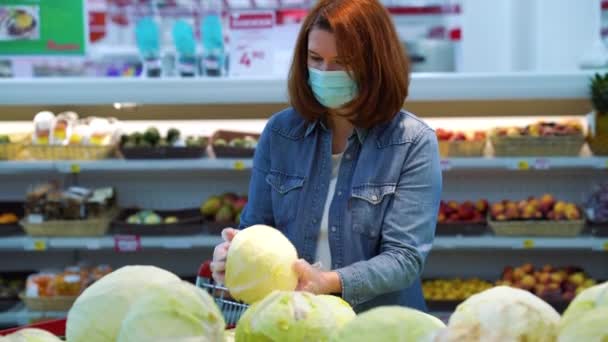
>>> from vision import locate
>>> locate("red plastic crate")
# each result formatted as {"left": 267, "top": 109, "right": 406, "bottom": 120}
{"left": 0, "top": 318, "right": 66, "bottom": 337}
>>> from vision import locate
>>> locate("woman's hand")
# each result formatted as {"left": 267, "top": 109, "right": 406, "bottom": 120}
{"left": 210, "top": 228, "right": 239, "bottom": 284}
{"left": 293, "top": 259, "right": 342, "bottom": 295}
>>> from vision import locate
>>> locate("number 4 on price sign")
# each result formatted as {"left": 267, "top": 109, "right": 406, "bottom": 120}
{"left": 240, "top": 53, "right": 251, "bottom": 67}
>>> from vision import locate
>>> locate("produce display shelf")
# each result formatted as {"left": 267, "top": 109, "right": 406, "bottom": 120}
{"left": 0, "top": 72, "right": 595, "bottom": 105}
{"left": 0, "top": 235, "right": 605, "bottom": 252}
{"left": 433, "top": 235, "right": 608, "bottom": 251}
{"left": 0, "top": 235, "right": 223, "bottom": 251}
{"left": 0, "top": 303, "right": 65, "bottom": 328}
{"left": 0, "top": 157, "right": 605, "bottom": 174}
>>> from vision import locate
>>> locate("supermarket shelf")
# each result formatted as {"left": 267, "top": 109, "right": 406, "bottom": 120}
{"left": 433, "top": 236, "right": 608, "bottom": 251}
{"left": 0, "top": 235, "right": 223, "bottom": 251}
{"left": 440, "top": 157, "right": 608, "bottom": 171}
{"left": 0, "top": 157, "right": 605, "bottom": 174}
{"left": 0, "top": 235, "right": 605, "bottom": 252}
{"left": 0, "top": 161, "right": 55, "bottom": 175}
{"left": 0, "top": 159, "right": 254, "bottom": 174}
{"left": 54, "top": 159, "right": 254, "bottom": 173}
{"left": 0, "top": 303, "right": 65, "bottom": 327}
{"left": 0, "top": 71, "right": 597, "bottom": 105}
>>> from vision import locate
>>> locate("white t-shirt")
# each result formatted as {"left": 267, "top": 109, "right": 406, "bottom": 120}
{"left": 315, "top": 152, "right": 343, "bottom": 271}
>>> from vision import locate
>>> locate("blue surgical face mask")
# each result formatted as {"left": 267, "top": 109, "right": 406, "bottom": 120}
{"left": 308, "top": 67, "right": 358, "bottom": 109}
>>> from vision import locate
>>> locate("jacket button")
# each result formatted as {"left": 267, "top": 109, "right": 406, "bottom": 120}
{"left": 371, "top": 195, "right": 378, "bottom": 201}
{"left": 345, "top": 153, "right": 352, "bottom": 160}
{"left": 330, "top": 226, "right": 337, "bottom": 232}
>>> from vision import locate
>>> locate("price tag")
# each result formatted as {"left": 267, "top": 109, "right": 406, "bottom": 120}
{"left": 440, "top": 159, "right": 452, "bottom": 171}
{"left": 163, "top": 240, "right": 193, "bottom": 249}
{"left": 25, "top": 239, "right": 47, "bottom": 251}
{"left": 522, "top": 239, "right": 535, "bottom": 249}
{"left": 70, "top": 163, "right": 81, "bottom": 174}
{"left": 234, "top": 160, "right": 246, "bottom": 170}
{"left": 114, "top": 235, "right": 142, "bottom": 252}
{"left": 534, "top": 158, "right": 550, "bottom": 170}
{"left": 229, "top": 11, "right": 275, "bottom": 77}
{"left": 26, "top": 214, "right": 43, "bottom": 224}
{"left": 517, "top": 160, "right": 530, "bottom": 170}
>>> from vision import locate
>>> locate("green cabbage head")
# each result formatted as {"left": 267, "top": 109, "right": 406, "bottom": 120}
{"left": 117, "top": 280, "right": 225, "bottom": 342}
{"left": 438, "top": 286, "right": 560, "bottom": 342}
{"left": 558, "top": 281, "right": 608, "bottom": 342}
{"left": 332, "top": 306, "right": 445, "bottom": 342}
{"left": 225, "top": 225, "right": 298, "bottom": 304}
{"left": 236, "top": 291, "right": 355, "bottom": 341}
{"left": 4, "top": 328, "right": 62, "bottom": 342}
{"left": 66, "top": 265, "right": 181, "bottom": 342}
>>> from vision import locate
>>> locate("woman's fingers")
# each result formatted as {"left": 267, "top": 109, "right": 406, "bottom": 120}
{"left": 221, "top": 228, "right": 239, "bottom": 242}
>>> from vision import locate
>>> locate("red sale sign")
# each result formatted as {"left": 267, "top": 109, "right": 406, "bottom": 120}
{"left": 114, "top": 235, "right": 142, "bottom": 252}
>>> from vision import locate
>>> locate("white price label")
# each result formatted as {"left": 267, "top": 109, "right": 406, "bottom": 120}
{"left": 440, "top": 159, "right": 452, "bottom": 171}
{"left": 229, "top": 11, "right": 275, "bottom": 77}
{"left": 534, "top": 158, "right": 550, "bottom": 170}
{"left": 27, "top": 214, "right": 43, "bottom": 224}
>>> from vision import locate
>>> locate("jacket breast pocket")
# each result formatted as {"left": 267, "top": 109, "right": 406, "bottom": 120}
{"left": 350, "top": 184, "right": 396, "bottom": 252}
{"left": 266, "top": 171, "right": 305, "bottom": 228}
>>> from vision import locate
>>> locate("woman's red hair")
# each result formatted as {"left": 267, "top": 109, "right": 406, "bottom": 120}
{"left": 288, "top": 0, "right": 411, "bottom": 128}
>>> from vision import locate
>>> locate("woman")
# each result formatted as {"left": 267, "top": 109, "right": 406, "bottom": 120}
{"left": 212, "top": 0, "right": 442, "bottom": 313}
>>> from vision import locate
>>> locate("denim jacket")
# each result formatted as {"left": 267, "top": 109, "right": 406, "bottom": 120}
{"left": 239, "top": 108, "right": 442, "bottom": 312}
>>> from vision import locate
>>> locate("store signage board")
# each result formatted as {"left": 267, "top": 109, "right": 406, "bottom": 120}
{"left": 0, "top": 0, "right": 86, "bottom": 56}
{"left": 229, "top": 11, "right": 275, "bottom": 77}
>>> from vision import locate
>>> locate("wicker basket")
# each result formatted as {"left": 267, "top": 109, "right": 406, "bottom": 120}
{"left": 488, "top": 218, "right": 585, "bottom": 237}
{"left": 0, "top": 144, "right": 24, "bottom": 160}
{"left": 438, "top": 140, "right": 486, "bottom": 158}
{"left": 22, "top": 145, "right": 116, "bottom": 160}
{"left": 490, "top": 135, "right": 585, "bottom": 157}
{"left": 588, "top": 136, "right": 608, "bottom": 156}
{"left": 20, "top": 209, "right": 116, "bottom": 237}
{"left": 19, "top": 294, "right": 77, "bottom": 312}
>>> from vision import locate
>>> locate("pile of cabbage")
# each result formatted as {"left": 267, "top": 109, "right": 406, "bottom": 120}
{"left": 6, "top": 224, "right": 607, "bottom": 342}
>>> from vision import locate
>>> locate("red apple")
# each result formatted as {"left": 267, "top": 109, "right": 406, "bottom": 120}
{"left": 438, "top": 212, "right": 446, "bottom": 223}
{"left": 551, "top": 272, "right": 566, "bottom": 284}
{"left": 541, "top": 264, "right": 554, "bottom": 273}
{"left": 521, "top": 263, "right": 535, "bottom": 274}
{"left": 537, "top": 272, "right": 551, "bottom": 285}
{"left": 458, "top": 206, "right": 475, "bottom": 221}
{"left": 447, "top": 200, "right": 459, "bottom": 211}
{"left": 513, "top": 268, "right": 526, "bottom": 282}
{"left": 491, "top": 203, "right": 505, "bottom": 218}
{"left": 505, "top": 207, "right": 520, "bottom": 220}
{"left": 562, "top": 291, "right": 576, "bottom": 302}
{"left": 475, "top": 199, "right": 489, "bottom": 213}
{"left": 567, "top": 273, "right": 585, "bottom": 286}
{"left": 521, "top": 275, "right": 536, "bottom": 289}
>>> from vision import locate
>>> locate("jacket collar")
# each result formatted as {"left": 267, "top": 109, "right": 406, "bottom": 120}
{"left": 305, "top": 117, "right": 368, "bottom": 144}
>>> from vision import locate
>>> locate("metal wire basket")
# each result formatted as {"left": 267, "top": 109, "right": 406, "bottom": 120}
{"left": 196, "top": 261, "right": 249, "bottom": 328}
